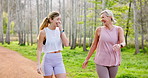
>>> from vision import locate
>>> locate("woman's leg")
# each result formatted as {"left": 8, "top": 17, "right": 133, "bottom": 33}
{"left": 108, "top": 66, "right": 118, "bottom": 78}
{"left": 54, "top": 53, "right": 66, "bottom": 78}
{"left": 54, "top": 62, "right": 66, "bottom": 78}
{"left": 55, "top": 73, "right": 66, "bottom": 78}
{"left": 42, "top": 54, "right": 54, "bottom": 78}
{"left": 44, "top": 75, "right": 53, "bottom": 78}
{"left": 96, "top": 64, "right": 109, "bottom": 78}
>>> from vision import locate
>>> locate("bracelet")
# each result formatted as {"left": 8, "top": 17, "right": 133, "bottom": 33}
{"left": 120, "top": 43, "right": 123, "bottom": 47}
{"left": 60, "top": 30, "right": 64, "bottom": 33}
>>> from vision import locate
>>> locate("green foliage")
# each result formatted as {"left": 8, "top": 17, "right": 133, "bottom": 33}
{"left": 3, "top": 12, "right": 8, "bottom": 34}
{"left": 106, "top": 0, "right": 118, "bottom": 8}
{"left": 117, "top": 74, "right": 138, "bottom": 78}
{"left": 86, "top": 0, "right": 135, "bottom": 41}
{"left": 0, "top": 42, "right": 148, "bottom": 78}
{"left": 2, "top": 12, "right": 16, "bottom": 34}
{"left": 10, "top": 21, "right": 15, "bottom": 34}
{"left": 88, "top": 0, "right": 101, "bottom": 4}
{"left": 77, "top": 21, "right": 84, "bottom": 24}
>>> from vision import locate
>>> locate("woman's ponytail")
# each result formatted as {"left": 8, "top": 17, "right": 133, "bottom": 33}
{"left": 39, "top": 17, "right": 49, "bottom": 30}
{"left": 39, "top": 11, "right": 59, "bottom": 30}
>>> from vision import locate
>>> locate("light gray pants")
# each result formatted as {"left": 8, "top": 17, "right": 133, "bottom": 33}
{"left": 96, "top": 64, "right": 118, "bottom": 78}
{"left": 41, "top": 53, "right": 66, "bottom": 76}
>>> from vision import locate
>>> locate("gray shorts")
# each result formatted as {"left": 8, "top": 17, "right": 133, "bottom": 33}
{"left": 41, "top": 52, "right": 66, "bottom": 76}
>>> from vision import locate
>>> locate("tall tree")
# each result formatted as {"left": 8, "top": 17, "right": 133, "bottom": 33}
{"left": 16, "top": 0, "right": 21, "bottom": 44}
{"left": 30, "top": 0, "right": 33, "bottom": 45}
{"left": 125, "top": 0, "right": 132, "bottom": 45}
{"left": 19, "top": 0, "right": 24, "bottom": 45}
{"left": 102, "top": 0, "right": 106, "bottom": 10}
{"left": 94, "top": 0, "right": 98, "bottom": 29}
{"left": 36, "top": 0, "right": 39, "bottom": 34}
{"left": 75, "top": 0, "right": 78, "bottom": 49}
{"left": 23, "top": 0, "right": 27, "bottom": 45}
{"left": 71, "top": 0, "right": 76, "bottom": 49}
{"left": 133, "top": 0, "right": 139, "bottom": 54}
{"left": 59, "top": 0, "right": 61, "bottom": 13}
{"left": 50, "top": 0, "right": 52, "bottom": 12}
{"left": 5, "top": 0, "right": 11, "bottom": 44}
{"left": 78, "top": 1, "right": 83, "bottom": 47}
{"left": 62, "top": 0, "right": 65, "bottom": 29}
{"left": 83, "top": 0, "right": 87, "bottom": 51}
{"left": 140, "top": 0, "right": 144, "bottom": 50}
{"left": 0, "top": 0, "right": 4, "bottom": 44}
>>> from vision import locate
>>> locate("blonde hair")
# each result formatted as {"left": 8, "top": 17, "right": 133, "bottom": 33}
{"left": 39, "top": 11, "right": 60, "bottom": 30}
{"left": 100, "top": 10, "right": 116, "bottom": 23}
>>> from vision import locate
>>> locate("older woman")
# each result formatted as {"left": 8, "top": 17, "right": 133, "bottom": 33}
{"left": 82, "top": 10, "right": 125, "bottom": 78}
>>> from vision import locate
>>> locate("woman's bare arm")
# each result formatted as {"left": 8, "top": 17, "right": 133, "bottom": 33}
{"left": 85, "top": 27, "right": 101, "bottom": 61}
{"left": 118, "top": 27, "right": 126, "bottom": 47}
{"left": 37, "top": 30, "right": 45, "bottom": 66}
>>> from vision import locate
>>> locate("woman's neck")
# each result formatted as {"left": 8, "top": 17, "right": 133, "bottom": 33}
{"left": 48, "top": 24, "right": 56, "bottom": 30}
{"left": 104, "top": 22, "right": 114, "bottom": 30}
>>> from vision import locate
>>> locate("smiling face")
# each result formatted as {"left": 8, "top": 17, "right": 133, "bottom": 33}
{"left": 50, "top": 15, "right": 61, "bottom": 27}
{"left": 100, "top": 13, "right": 112, "bottom": 25}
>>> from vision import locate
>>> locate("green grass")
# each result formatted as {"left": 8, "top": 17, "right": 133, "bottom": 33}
{"left": 0, "top": 42, "right": 148, "bottom": 78}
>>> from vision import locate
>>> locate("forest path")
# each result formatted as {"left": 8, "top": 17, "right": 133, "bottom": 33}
{"left": 0, "top": 46, "right": 43, "bottom": 78}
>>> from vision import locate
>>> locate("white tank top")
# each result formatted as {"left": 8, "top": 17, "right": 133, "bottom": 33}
{"left": 42, "top": 27, "right": 63, "bottom": 53}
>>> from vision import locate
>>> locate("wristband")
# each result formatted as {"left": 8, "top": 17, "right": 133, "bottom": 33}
{"left": 120, "top": 43, "right": 123, "bottom": 47}
{"left": 60, "top": 30, "right": 64, "bottom": 33}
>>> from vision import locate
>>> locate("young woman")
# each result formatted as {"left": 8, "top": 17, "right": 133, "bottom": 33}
{"left": 37, "top": 11, "right": 69, "bottom": 78}
{"left": 82, "top": 10, "right": 126, "bottom": 78}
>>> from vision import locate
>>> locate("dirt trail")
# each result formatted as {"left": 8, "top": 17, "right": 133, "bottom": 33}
{"left": 0, "top": 46, "right": 43, "bottom": 78}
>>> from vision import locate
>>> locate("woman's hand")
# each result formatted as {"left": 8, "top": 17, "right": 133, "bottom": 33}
{"left": 57, "top": 21, "right": 63, "bottom": 31}
{"left": 37, "top": 65, "right": 42, "bottom": 74}
{"left": 113, "top": 44, "right": 121, "bottom": 51}
{"left": 82, "top": 60, "right": 89, "bottom": 69}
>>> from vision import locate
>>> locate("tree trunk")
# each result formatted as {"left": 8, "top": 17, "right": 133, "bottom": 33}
{"left": 89, "top": 26, "right": 91, "bottom": 46}
{"left": 5, "top": 0, "right": 11, "bottom": 44}
{"left": 140, "top": 0, "right": 144, "bottom": 50}
{"left": 59, "top": 0, "right": 61, "bottom": 13}
{"left": 47, "top": 0, "right": 49, "bottom": 14}
{"left": 78, "top": 1, "right": 82, "bottom": 47}
{"left": 70, "top": 0, "right": 76, "bottom": 49}
{"left": 62, "top": 0, "right": 65, "bottom": 29}
{"left": 0, "top": 0, "right": 4, "bottom": 44}
{"left": 75, "top": 0, "right": 78, "bottom": 48}
{"left": 102, "top": 0, "right": 106, "bottom": 10}
{"left": 16, "top": 0, "right": 20, "bottom": 45}
{"left": 23, "top": 0, "right": 27, "bottom": 45}
{"left": 30, "top": 0, "right": 33, "bottom": 45}
{"left": 17, "top": 0, "right": 24, "bottom": 45}
{"left": 36, "top": 0, "right": 40, "bottom": 34}
{"left": 20, "top": 0, "right": 24, "bottom": 45}
{"left": 133, "top": 0, "right": 139, "bottom": 54}
{"left": 50, "top": 0, "right": 52, "bottom": 12}
{"left": 94, "top": 0, "right": 98, "bottom": 29}
{"left": 125, "top": 1, "right": 132, "bottom": 45}
{"left": 83, "top": 0, "right": 87, "bottom": 51}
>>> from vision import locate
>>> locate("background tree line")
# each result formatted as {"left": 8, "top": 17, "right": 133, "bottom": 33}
{"left": 0, "top": 0, "right": 148, "bottom": 54}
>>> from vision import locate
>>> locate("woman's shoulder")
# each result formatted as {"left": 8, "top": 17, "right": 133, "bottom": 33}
{"left": 114, "top": 25, "right": 124, "bottom": 32}
{"left": 39, "top": 29, "right": 46, "bottom": 35}
{"left": 114, "top": 25, "right": 123, "bottom": 29}
{"left": 95, "top": 26, "right": 104, "bottom": 33}
{"left": 96, "top": 26, "right": 105, "bottom": 31}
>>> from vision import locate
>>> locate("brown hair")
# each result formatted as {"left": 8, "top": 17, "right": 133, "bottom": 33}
{"left": 39, "top": 11, "right": 60, "bottom": 30}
